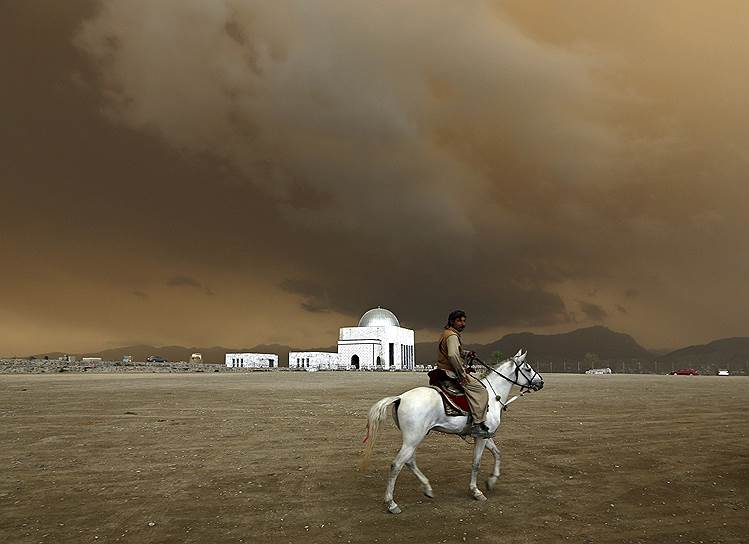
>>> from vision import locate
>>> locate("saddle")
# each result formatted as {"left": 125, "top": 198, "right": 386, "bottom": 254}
{"left": 427, "top": 368, "right": 469, "bottom": 417}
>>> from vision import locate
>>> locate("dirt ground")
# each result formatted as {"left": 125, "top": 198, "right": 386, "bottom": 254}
{"left": 0, "top": 372, "right": 747, "bottom": 544}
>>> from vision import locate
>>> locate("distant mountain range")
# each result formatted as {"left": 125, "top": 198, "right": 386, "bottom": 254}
{"left": 417, "top": 325, "right": 654, "bottom": 364}
{"left": 22, "top": 326, "right": 749, "bottom": 371}
{"left": 654, "top": 337, "right": 749, "bottom": 368}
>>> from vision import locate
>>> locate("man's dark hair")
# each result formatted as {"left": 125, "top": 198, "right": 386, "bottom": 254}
{"left": 446, "top": 309, "right": 467, "bottom": 328}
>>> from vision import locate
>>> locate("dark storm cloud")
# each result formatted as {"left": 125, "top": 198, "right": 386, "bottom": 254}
{"left": 0, "top": 0, "right": 291, "bottom": 353}
{"left": 4, "top": 1, "right": 749, "bottom": 353}
{"left": 167, "top": 276, "right": 215, "bottom": 296}
{"left": 73, "top": 0, "right": 609, "bottom": 334}
{"left": 283, "top": 271, "right": 570, "bottom": 331}
{"left": 300, "top": 301, "right": 331, "bottom": 314}
{"left": 578, "top": 301, "right": 608, "bottom": 322}
{"left": 279, "top": 279, "right": 331, "bottom": 313}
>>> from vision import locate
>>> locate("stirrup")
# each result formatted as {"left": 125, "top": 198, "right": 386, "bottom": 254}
{"left": 470, "top": 424, "right": 494, "bottom": 439}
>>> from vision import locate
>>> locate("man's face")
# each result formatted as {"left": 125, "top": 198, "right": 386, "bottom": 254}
{"left": 452, "top": 316, "right": 467, "bottom": 332}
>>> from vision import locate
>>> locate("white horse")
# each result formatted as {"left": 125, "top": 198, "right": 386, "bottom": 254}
{"left": 361, "top": 350, "right": 544, "bottom": 514}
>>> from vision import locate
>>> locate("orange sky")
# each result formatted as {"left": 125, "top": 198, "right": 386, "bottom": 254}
{"left": 3, "top": 1, "right": 749, "bottom": 354}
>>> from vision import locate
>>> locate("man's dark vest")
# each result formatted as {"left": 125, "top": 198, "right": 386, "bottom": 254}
{"left": 437, "top": 327, "right": 463, "bottom": 373}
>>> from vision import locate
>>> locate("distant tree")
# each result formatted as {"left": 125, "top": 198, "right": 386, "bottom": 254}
{"left": 492, "top": 351, "right": 505, "bottom": 364}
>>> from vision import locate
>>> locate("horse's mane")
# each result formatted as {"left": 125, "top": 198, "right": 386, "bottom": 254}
{"left": 474, "top": 357, "right": 513, "bottom": 381}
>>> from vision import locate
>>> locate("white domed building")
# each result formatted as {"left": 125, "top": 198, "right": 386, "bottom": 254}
{"left": 337, "top": 307, "right": 415, "bottom": 370}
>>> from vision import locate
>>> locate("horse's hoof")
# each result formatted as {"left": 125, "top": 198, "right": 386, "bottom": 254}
{"left": 472, "top": 490, "right": 487, "bottom": 501}
{"left": 485, "top": 478, "right": 496, "bottom": 491}
{"left": 387, "top": 503, "right": 402, "bottom": 514}
{"left": 423, "top": 487, "right": 434, "bottom": 498}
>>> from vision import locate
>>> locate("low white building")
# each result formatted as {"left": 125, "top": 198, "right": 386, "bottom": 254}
{"left": 289, "top": 351, "right": 341, "bottom": 371}
{"left": 81, "top": 357, "right": 102, "bottom": 363}
{"left": 225, "top": 353, "right": 278, "bottom": 369}
{"left": 338, "top": 308, "right": 415, "bottom": 371}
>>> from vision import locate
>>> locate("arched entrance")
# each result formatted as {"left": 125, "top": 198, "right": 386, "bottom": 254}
{"left": 351, "top": 354, "right": 360, "bottom": 369}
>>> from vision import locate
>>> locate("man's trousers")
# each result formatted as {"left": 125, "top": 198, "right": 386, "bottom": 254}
{"left": 462, "top": 373, "right": 489, "bottom": 424}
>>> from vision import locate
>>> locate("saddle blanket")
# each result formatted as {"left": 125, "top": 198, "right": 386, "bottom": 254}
{"left": 427, "top": 368, "right": 469, "bottom": 416}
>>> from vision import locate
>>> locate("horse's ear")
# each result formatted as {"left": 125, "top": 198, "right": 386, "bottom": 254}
{"left": 514, "top": 349, "right": 523, "bottom": 358}
{"left": 518, "top": 351, "right": 527, "bottom": 363}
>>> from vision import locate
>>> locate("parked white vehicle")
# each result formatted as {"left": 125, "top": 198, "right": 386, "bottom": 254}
{"left": 717, "top": 369, "right": 730, "bottom": 376}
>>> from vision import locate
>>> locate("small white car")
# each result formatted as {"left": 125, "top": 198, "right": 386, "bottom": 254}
{"left": 717, "top": 369, "right": 730, "bottom": 376}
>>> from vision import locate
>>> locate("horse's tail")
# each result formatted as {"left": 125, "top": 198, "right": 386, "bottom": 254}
{"left": 360, "top": 395, "right": 400, "bottom": 472}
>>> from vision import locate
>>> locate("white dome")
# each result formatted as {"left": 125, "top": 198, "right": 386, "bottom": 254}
{"left": 358, "top": 307, "right": 400, "bottom": 328}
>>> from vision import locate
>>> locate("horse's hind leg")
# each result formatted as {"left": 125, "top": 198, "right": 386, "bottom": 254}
{"left": 469, "top": 438, "right": 488, "bottom": 501}
{"left": 406, "top": 454, "right": 433, "bottom": 498}
{"left": 484, "top": 439, "right": 501, "bottom": 491}
{"left": 384, "top": 436, "right": 423, "bottom": 514}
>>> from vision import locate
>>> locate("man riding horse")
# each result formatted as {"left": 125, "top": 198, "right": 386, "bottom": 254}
{"left": 436, "top": 310, "right": 493, "bottom": 439}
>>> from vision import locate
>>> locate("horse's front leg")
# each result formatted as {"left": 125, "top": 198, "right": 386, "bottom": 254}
{"left": 469, "top": 438, "right": 488, "bottom": 501}
{"left": 484, "top": 439, "right": 501, "bottom": 491}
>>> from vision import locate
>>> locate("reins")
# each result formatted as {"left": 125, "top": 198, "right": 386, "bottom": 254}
{"left": 469, "top": 355, "right": 539, "bottom": 411}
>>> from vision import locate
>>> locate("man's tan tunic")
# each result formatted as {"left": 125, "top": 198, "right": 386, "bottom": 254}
{"left": 437, "top": 327, "right": 488, "bottom": 424}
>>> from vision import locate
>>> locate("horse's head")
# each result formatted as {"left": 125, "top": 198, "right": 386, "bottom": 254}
{"left": 509, "top": 349, "right": 544, "bottom": 391}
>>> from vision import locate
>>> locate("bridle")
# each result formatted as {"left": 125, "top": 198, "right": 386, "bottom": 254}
{"left": 470, "top": 355, "right": 543, "bottom": 410}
